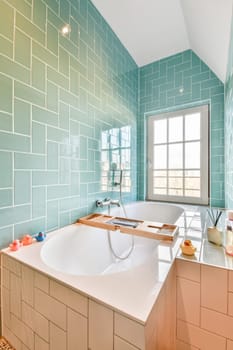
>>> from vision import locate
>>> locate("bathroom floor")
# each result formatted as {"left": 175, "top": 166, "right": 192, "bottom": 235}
{"left": 0, "top": 338, "right": 14, "bottom": 350}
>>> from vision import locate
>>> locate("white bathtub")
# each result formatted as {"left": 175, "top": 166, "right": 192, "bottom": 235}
{"left": 3, "top": 201, "right": 184, "bottom": 322}
{"left": 41, "top": 201, "right": 184, "bottom": 276}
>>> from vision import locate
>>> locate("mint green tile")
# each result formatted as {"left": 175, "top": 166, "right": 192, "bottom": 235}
{"left": 14, "top": 218, "right": 46, "bottom": 239}
{"left": 59, "top": 212, "right": 70, "bottom": 227}
{"left": 32, "top": 187, "right": 45, "bottom": 218}
{"left": 15, "top": 81, "right": 45, "bottom": 107}
{"left": 7, "top": 0, "right": 31, "bottom": 18}
{"left": 59, "top": 0, "right": 70, "bottom": 23}
{"left": 47, "top": 22, "right": 58, "bottom": 55}
{"left": 43, "top": 0, "right": 58, "bottom": 14}
{"left": 32, "top": 171, "right": 58, "bottom": 185}
{"left": 70, "top": 68, "right": 79, "bottom": 95}
{"left": 15, "top": 153, "right": 45, "bottom": 169}
{"left": 0, "top": 226, "right": 13, "bottom": 249}
{"left": 32, "top": 57, "right": 46, "bottom": 91}
{"left": 14, "top": 171, "right": 31, "bottom": 205}
{"left": 0, "top": 55, "right": 30, "bottom": 84}
{"left": 47, "top": 67, "right": 69, "bottom": 89}
{"left": 0, "top": 151, "right": 12, "bottom": 187}
{"left": 0, "top": 189, "right": 12, "bottom": 208}
{"left": 32, "top": 105, "right": 58, "bottom": 126}
{"left": 80, "top": 123, "right": 93, "bottom": 138}
{"left": 47, "top": 142, "right": 58, "bottom": 169}
{"left": 0, "top": 36, "right": 13, "bottom": 58}
{"left": 70, "top": 56, "right": 87, "bottom": 76}
{"left": 0, "top": 112, "right": 12, "bottom": 131}
{"left": 0, "top": 74, "right": 12, "bottom": 113}
{"left": 0, "top": 132, "right": 30, "bottom": 152}
{"left": 32, "top": 42, "right": 58, "bottom": 69}
{"left": 14, "top": 99, "right": 31, "bottom": 135}
{"left": 80, "top": 136, "right": 87, "bottom": 159}
{"left": 59, "top": 102, "right": 69, "bottom": 130}
{"left": 47, "top": 185, "right": 70, "bottom": 200}
{"left": 70, "top": 17, "right": 79, "bottom": 46}
{"left": 60, "top": 158, "right": 70, "bottom": 184}
{"left": 0, "top": 1, "right": 14, "bottom": 40}
{"left": 59, "top": 35, "right": 78, "bottom": 57}
{"left": 47, "top": 200, "right": 58, "bottom": 230}
{"left": 32, "top": 122, "right": 46, "bottom": 154}
{"left": 47, "top": 81, "right": 58, "bottom": 112}
{"left": 59, "top": 47, "right": 70, "bottom": 76}
{"left": 60, "top": 196, "right": 79, "bottom": 211}
{"left": 0, "top": 204, "right": 30, "bottom": 227}
{"left": 33, "top": 0, "right": 46, "bottom": 31}
{"left": 15, "top": 29, "right": 31, "bottom": 68}
{"left": 16, "top": 12, "right": 45, "bottom": 45}
{"left": 47, "top": 126, "right": 69, "bottom": 143}
{"left": 47, "top": 8, "right": 64, "bottom": 29}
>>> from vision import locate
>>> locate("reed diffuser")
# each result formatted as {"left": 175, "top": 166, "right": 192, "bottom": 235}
{"left": 206, "top": 208, "right": 223, "bottom": 245}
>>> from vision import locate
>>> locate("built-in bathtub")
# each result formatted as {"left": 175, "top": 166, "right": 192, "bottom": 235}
{"left": 1, "top": 201, "right": 185, "bottom": 350}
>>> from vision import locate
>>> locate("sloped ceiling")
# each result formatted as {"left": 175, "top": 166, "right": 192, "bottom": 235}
{"left": 91, "top": 0, "right": 233, "bottom": 82}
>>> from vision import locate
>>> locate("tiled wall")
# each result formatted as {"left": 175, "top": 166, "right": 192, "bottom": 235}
{"left": 0, "top": 0, "right": 138, "bottom": 248}
{"left": 225, "top": 9, "right": 233, "bottom": 209}
{"left": 138, "top": 50, "right": 225, "bottom": 207}
{"left": 176, "top": 259, "right": 233, "bottom": 349}
{"left": 1, "top": 253, "right": 175, "bottom": 350}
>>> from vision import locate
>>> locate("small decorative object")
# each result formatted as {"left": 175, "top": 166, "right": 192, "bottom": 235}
{"left": 9, "top": 239, "right": 22, "bottom": 251}
{"left": 180, "top": 239, "right": 197, "bottom": 256}
{"left": 21, "top": 234, "right": 34, "bottom": 246}
{"left": 225, "top": 245, "right": 233, "bottom": 256}
{"left": 35, "top": 231, "right": 46, "bottom": 242}
{"left": 206, "top": 208, "right": 223, "bottom": 246}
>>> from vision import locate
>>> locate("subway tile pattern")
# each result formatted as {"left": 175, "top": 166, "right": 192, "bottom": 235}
{"left": 138, "top": 50, "right": 225, "bottom": 207}
{"left": 225, "top": 10, "right": 233, "bottom": 209}
{"left": 176, "top": 259, "right": 233, "bottom": 349}
{"left": 0, "top": 0, "right": 138, "bottom": 248}
{"left": 1, "top": 254, "right": 176, "bottom": 350}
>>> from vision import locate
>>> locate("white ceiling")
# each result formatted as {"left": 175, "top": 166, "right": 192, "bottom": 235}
{"left": 91, "top": 0, "right": 233, "bottom": 82}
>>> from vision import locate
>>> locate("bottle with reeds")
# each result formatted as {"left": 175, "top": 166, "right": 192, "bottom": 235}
{"left": 206, "top": 208, "right": 223, "bottom": 246}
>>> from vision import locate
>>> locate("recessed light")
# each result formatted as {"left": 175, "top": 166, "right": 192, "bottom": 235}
{"left": 179, "top": 87, "right": 184, "bottom": 94}
{"left": 61, "top": 24, "right": 71, "bottom": 36}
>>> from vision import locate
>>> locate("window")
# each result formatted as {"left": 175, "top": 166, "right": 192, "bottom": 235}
{"left": 101, "top": 126, "right": 131, "bottom": 192}
{"left": 147, "top": 105, "right": 209, "bottom": 204}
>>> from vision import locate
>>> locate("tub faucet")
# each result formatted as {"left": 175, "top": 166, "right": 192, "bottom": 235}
{"left": 96, "top": 198, "right": 120, "bottom": 208}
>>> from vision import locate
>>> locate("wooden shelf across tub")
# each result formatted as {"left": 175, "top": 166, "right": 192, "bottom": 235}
{"left": 78, "top": 213, "right": 179, "bottom": 241}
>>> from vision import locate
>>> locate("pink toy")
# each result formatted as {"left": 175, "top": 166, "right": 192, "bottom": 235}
{"left": 21, "top": 234, "right": 33, "bottom": 246}
{"left": 226, "top": 245, "right": 233, "bottom": 257}
{"left": 9, "top": 240, "right": 22, "bottom": 251}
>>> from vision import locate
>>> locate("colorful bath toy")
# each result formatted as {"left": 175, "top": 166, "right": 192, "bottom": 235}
{"left": 9, "top": 240, "right": 22, "bottom": 251}
{"left": 35, "top": 231, "right": 46, "bottom": 242}
{"left": 21, "top": 234, "right": 34, "bottom": 246}
{"left": 180, "top": 239, "right": 197, "bottom": 256}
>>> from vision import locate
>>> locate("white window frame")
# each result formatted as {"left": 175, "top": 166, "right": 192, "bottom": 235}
{"left": 147, "top": 105, "right": 209, "bottom": 205}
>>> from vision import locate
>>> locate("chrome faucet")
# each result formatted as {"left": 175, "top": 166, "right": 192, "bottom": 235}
{"left": 96, "top": 198, "right": 120, "bottom": 208}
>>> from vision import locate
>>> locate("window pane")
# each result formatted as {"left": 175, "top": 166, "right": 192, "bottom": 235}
{"left": 169, "top": 143, "right": 183, "bottom": 169}
{"left": 168, "top": 170, "right": 183, "bottom": 177}
{"left": 169, "top": 116, "right": 183, "bottom": 142}
{"left": 185, "top": 190, "right": 200, "bottom": 197}
{"left": 185, "top": 113, "right": 200, "bottom": 141}
{"left": 185, "top": 178, "right": 200, "bottom": 190}
{"left": 154, "top": 119, "right": 167, "bottom": 144}
{"left": 154, "top": 170, "right": 167, "bottom": 177}
{"left": 154, "top": 188, "right": 167, "bottom": 195}
{"left": 153, "top": 145, "right": 167, "bottom": 169}
{"left": 169, "top": 177, "right": 183, "bottom": 189}
{"left": 154, "top": 177, "right": 167, "bottom": 188}
{"left": 185, "top": 142, "right": 200, "bottom": 169}
{"left": 185, "top": 170, "right": 200, "bottom": 177}
{"left": 169, "top": 189, "right": 183, "bottom": 196}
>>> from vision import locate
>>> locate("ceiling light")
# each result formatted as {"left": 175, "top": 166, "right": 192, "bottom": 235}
{"left": 179, "top": 87, "right": 184, "bottom": 94}
{"left": 61, "top": 24, "right": 71, "bottom": 36}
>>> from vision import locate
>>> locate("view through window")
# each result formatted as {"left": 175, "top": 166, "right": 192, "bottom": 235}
{"left": 147, "top": 105, "right": 209, "bottom": 204}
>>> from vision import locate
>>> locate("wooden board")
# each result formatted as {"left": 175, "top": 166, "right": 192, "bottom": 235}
{"left": 78, "top": 213, "right": 179, "bottom": 241}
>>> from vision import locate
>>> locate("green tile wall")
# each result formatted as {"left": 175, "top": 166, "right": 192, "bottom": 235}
{"left": 225, "top": 10, "right": 233, "bottom": 208}
{"left": 138, "top": 50, "right": 225, "bottom": 207}
{"left": 0, "top": 0, "right": 138, "bottom": 248}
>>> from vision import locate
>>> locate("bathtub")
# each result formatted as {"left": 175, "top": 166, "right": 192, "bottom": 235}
{"left": 2, "top": 201, "right": 184, "bottom": 323}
